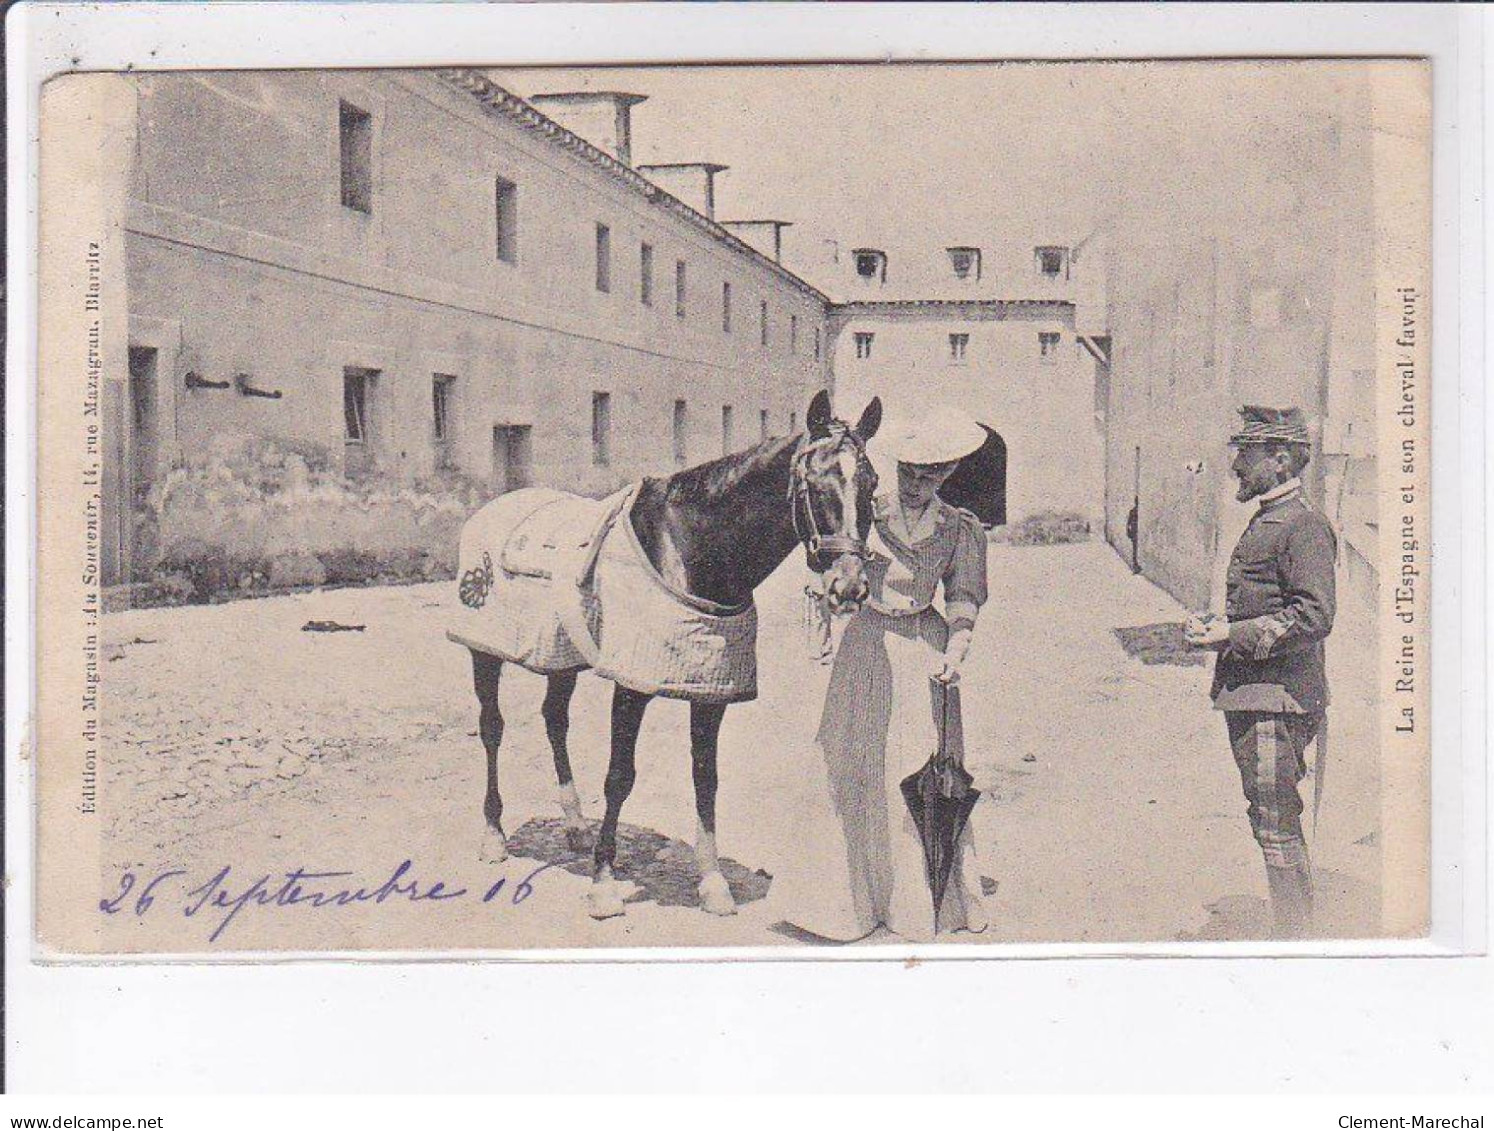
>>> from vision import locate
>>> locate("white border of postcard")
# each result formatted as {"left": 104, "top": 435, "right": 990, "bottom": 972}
{"left": 6, "top": 0, "right": 1489, "bottom": 1093}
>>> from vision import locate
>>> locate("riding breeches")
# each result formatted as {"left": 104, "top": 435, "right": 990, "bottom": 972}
{"left": 1223, "top": 710, "right": 1321, "bottom": 869}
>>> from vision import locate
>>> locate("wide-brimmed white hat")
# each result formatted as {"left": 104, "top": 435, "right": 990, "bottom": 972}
{"left": 886, "top": 405, "right": 988, "bottom": 466}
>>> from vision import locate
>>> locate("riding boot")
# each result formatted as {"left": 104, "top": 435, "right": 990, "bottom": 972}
{"left": 1265, "top": 859, "right": 1314, "bottom": 939}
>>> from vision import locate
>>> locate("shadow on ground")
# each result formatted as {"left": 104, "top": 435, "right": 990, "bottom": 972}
{"left": 1176, "top": 868, "right": 1379, "bottom": 942}
{"left": 1113, "top": 622, "right": 1208, "bottom": 667}
{"left": 506, "top": 817, "right": 773, "bottom": 909}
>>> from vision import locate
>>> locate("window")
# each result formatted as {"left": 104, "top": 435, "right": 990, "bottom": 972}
{"left": 495, "top": 177, "right": 518, "bottom": 263}
{"left": 342, "top": 367, "right": 380, "bottom": 475}
{"left": 1036, "top": 246, "right": 1069, "bottom": 278}
{"left": 949, "top": 333, "right": 969, "bottom": 362}
{"left": 675, "top": 260, "right": 687, "bottom": 318}
{"left": 721, "top": 404, "right": 734, "bottom": 455}
{"left": 595, "top": 224, "right": 611, "bottom": 293}
{"left": 640, "top": 242, "right": 654, "bottom": 307}
{"left": 790, "top": 314, "right": 799, "bottom": 353}
{"left": 1039, "top": 331, "right": 1062, "bottom": 361}
{"left": 948, "top": 247, "right": 981, "bottom": 280}
{"left": 813, "top": 326, "right": 821, "bottom": 361}
{"left": 432, "top": 375, "right": 456, "bottom": 467}
{"left": 343, "top": 367, "right": 376, "bottom": 442}
{"left": 760, "top": 408, "right": 770, "bottom": 441}
{"left": 854, "top": 332, "right": 875, "bottom": 360}
{"left": 673, "top": 399, "right": 688, "bottom": 465}
{"left": 722, "top": 282, "right": 732, "bottom": 333}
{"left": 760, "top": 301, "right": 769, "bottom": 348}
{"left": 339, "top": 101, "right": 373, "bottom": 213}
{"left": 592, "top": 391, "right": 612, "bottom": 466}
{"left": 853, "top": 249, "right": 886, "bottom": 283}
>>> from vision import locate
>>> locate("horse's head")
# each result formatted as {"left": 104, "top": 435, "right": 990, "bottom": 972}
{"left": 791, "top": 390, "right": 882, "bottom": 613}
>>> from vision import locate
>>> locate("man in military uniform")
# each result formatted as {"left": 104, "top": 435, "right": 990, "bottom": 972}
{"left": 1185, "top": 406, "right": 1337, "bottom": 938}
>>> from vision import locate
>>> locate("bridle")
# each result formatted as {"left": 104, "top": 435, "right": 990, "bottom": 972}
{"left": 788, "top": 425, "right": 873, "bottom": 564}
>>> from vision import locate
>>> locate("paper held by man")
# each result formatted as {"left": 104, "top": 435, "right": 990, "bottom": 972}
{"left": 30, "top": 59, "right": 1432, "bottom": 956}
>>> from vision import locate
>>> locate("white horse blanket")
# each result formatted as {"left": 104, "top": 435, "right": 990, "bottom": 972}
{"left": 446, "top": 485, "right": 759, "bottom": 703}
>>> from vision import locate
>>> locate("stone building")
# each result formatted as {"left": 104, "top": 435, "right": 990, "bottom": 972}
{"left": 105, "top": 62, "right": 1386, "bottom": 629}
{"left": 821, "top": 238, "right": 1108, "bottom": 526}
{"left": 108, "top": 68, "right": 831, "bottom": 588}
{"left": 1097, "top": 63, "right": 1404, "bottom": 750}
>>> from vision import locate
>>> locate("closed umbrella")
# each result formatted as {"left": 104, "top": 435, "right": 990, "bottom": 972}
{"left": 899, "top": 679, "right": 981, "bottom": 919}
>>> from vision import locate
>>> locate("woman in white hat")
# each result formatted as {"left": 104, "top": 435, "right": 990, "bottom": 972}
{"left": 776, "top": 404, "right": 992, "bottom": 942}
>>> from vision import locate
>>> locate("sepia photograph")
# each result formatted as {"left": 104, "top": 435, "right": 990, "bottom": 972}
{"left": 35, "top": 55, "right": 1431, "bottom": 956}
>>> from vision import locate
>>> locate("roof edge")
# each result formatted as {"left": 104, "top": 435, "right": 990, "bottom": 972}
{"left": 439, "top": 69, "right": 829, "bottom": 305}
{"left": 829, "top": 298, "right": 1077, "bottom": 312}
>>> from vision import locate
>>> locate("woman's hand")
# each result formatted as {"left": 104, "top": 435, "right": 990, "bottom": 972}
{"left": 932, "top": 658, "right": 962, "bottom": 685}
{"left": 933, "top": 626, "right": 973, "bottom": 683}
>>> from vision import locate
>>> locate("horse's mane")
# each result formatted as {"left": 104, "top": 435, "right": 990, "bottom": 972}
{"left": 658, "top": 432, "right": 802, "bottom": 509}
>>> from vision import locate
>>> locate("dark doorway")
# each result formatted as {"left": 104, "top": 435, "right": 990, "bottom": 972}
{"left": 940, "top": 425, "right": 1006, "bottom": 527}
{"left": 129, "top": 348, "right": 159, "bottom": 500}
{"left": 492, "top": 425, "right": 533, "bottom": 495}
{"left": 102, "top": 347, "right": 161, "bottom": 584}
{"left": 127, "top": 347, "right": 160, "bottom": 578}
{"left": 101, "top": 377, "right": 127, "bottom": 586}
{"left": 1129, "top": 445, "right": 1142, "bottom": 573}
{"left": 343, "top": 366, "right": 380, "bottom": 477}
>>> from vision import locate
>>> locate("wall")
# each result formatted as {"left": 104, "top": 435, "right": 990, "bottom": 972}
{"left": 1098, "top": 66, "right": 1381, "bottom": 714}
{"left": 827, "top": 302, "right": 1104, "bottom": 525}
{"left": 115, "top": 70, "right": 831, "bottom": 592}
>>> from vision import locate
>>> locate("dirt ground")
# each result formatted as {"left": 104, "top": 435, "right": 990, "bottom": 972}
{"left": 91, "top": 540, "right": 1384, "bottom": 954}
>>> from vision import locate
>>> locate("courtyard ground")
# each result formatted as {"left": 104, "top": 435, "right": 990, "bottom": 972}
{"left": 90, "top": 539, "right": 1383, "bottom": 954}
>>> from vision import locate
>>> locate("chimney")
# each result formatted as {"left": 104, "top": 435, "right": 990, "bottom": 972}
{"left": 527, "top": 91, "right": 647, "bottom": 166}
{"left": 635, "top": 163, "right": 728, "bottom": 220}
{"left": 720, "top": 220, "right": 793, "bottom": 264}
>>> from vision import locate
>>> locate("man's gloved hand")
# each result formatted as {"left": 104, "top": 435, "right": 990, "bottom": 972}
{"left": 1184, "top": 613, "right": 1230, "bottom": 651}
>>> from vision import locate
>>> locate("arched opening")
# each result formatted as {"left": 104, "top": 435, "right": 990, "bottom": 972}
{"left": 940, "top": 425, "right": 1007, "bottom": 527}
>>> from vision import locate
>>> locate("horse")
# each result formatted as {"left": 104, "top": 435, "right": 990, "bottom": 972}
{"left": 459, "top": 389, "right": 882, "bottom": 919}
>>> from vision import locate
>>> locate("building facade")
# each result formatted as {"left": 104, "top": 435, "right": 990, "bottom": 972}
{"left": 822, "top": 241, "right": 1108, "bottom": 526}
{"left": 108, "top": 63, "right": 1383, "bottom": 635}
{"left": 109, "top": 69, "right": 831, "bottom": 587}
{"left": 1098, "top": 71, "right": 1380, "bottom": 614}
{"left": 1097, "top": 65, "right": 1393, "bottom": 759}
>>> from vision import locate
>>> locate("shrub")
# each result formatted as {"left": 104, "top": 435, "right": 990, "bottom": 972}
{"left": 1002, "top": 510, "right": 1092, "bottom": 546}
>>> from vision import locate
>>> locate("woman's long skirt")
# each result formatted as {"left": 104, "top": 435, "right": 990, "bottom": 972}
{"left": 773, "top": 606, "right": 989, "bottom": 943}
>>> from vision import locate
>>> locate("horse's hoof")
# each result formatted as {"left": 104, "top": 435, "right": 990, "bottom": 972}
{"left": 699, "top": 871, "right": 737, "bottom": 917}
{"left": 564, "top": 824, "right": 591, "bottom": 855}
{"left": 586, "top": 882, "right": 627, "bottom": 921}
{"left": 479, "top": 827, "right": 509, "bottom": 865}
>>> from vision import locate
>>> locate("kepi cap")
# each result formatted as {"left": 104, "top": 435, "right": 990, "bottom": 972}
{"left": 1229, "top": 405, "right": 1310, "bottom": 446}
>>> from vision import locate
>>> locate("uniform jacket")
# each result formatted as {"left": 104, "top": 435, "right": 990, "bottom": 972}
{"left": 1211, "top": 481, "right": 1337, "bottom": 715}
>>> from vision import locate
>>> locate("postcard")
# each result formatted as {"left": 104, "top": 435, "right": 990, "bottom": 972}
{"left": 33, "top": 58, "right": 1431, "bottom": 955}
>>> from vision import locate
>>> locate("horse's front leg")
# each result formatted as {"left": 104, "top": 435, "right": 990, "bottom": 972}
{"left": 587, "top": 685, "right": 651, "bottom": 920}
{"left": 691, "top": 700, "right": 735, "bottom": 916}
